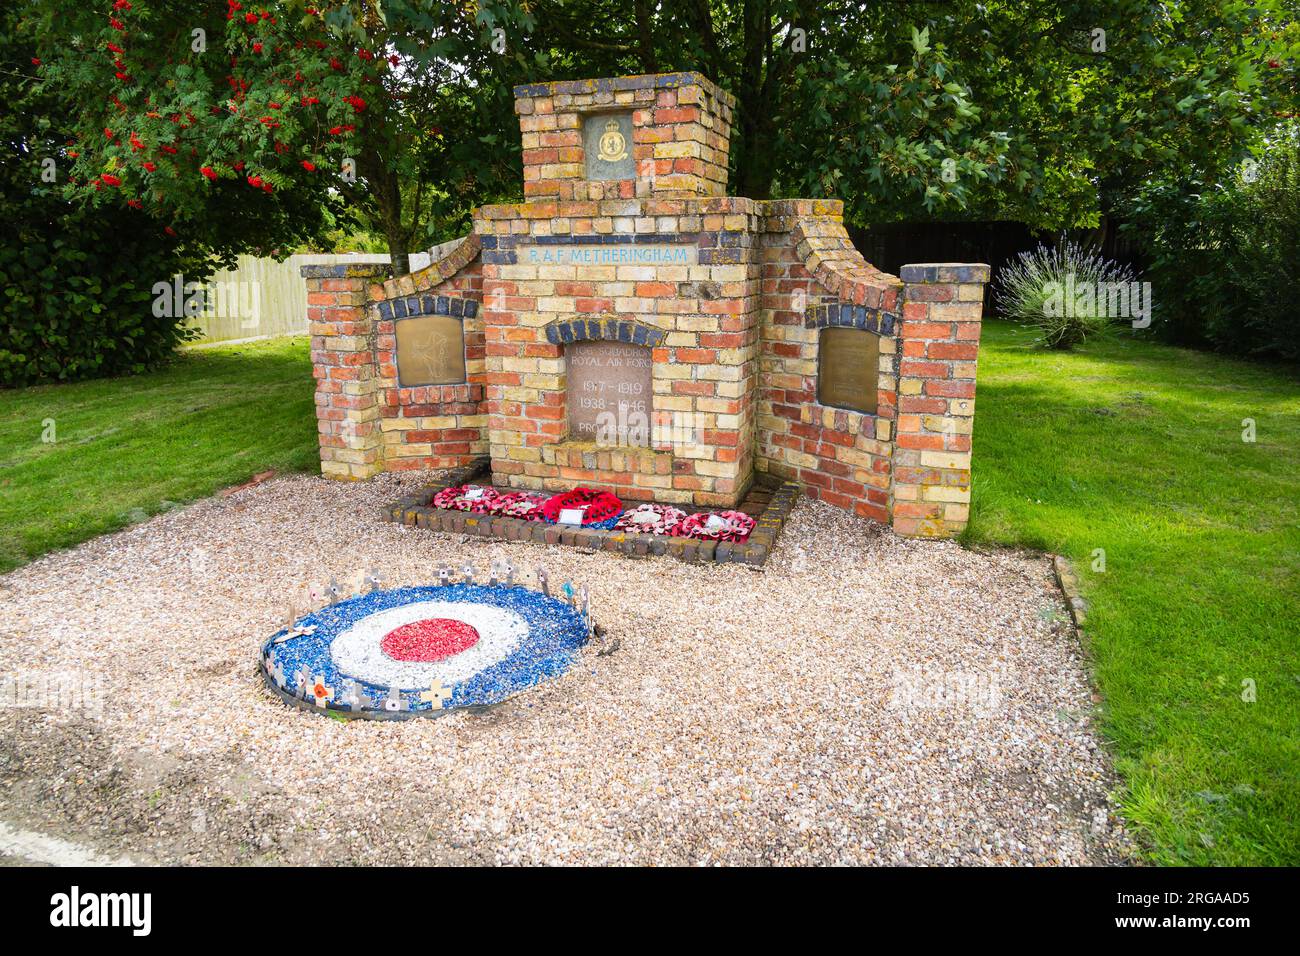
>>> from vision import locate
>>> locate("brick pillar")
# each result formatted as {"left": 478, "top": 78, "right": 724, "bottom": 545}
{"left": 890, "top": 263, "right": 990, "bottom": 538}
{"left": 302, "top": 263, "right": 391, "bottom": 480}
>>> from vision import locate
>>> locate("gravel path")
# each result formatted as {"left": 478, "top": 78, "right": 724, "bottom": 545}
{"left": 0, "top": 473, "right": 1133, "bottom": 865}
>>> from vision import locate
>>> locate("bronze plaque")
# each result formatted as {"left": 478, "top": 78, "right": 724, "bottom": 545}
{"left": 583, "top": 112, "right": 635, "bottom": 181}
{"left": 817, "top": 327, "right": 879, "bottom": 414}
{"left": 395, "top": 314, "right": 466, "bottom": 386}
{"left": 566, "top": 341, "right": 652, "bottom": 446}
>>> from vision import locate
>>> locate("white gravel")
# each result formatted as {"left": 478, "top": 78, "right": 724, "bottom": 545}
{"left": 0, "top": 473, "right": 1133, "bottom": 865}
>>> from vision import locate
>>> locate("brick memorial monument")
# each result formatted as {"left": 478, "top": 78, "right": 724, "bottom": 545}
{"left": 304, "top": 72, "right": 989, "bottom": 540}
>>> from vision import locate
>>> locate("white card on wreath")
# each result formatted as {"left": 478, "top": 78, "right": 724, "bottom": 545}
{"left": 558, "top": 507, "right": 586, "bottom": 525}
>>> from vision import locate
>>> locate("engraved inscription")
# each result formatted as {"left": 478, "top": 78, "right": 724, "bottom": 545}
{"left": 395, "top": 314, "right": 466, "bottom": 386}
{"left": 566, "top": 341, "right": 653, "bottom": 445}
{"left": 518, "top": 243, "right": 697, "bottom": 266}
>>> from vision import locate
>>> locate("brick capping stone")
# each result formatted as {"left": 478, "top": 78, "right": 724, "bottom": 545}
{"left": 790, "top": 216, "right": 903, "bottom": 315}
{"left": 512, "top": 72, "right": 736, "bottom": 108}
{"left": 378, "top": 293, "right": 479, "bottom": 322}
{"left": 378, "top": 233, "right": 482, "bottom": 300}
{"left": 307, "top": 71, "right": 992, "bottom": 538}
{"left": 543, "top": 317, "right": 667, "bottom": 348}
{"left": 805, "top": 302, "right": 898, "bottom": 337}
{"left": 299, "top": 262, "right": 391, "bottom": 279}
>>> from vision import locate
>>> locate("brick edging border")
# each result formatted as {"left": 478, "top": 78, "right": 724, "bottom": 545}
{"left": 382, "top": 463, "right": 800, "bottom": 568}
{"left": 1052, "top": 554, "right": 1090, "bottom": 628}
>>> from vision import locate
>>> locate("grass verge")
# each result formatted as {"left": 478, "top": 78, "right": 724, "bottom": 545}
{"left": 0, "top": 338, "right": 318, "bottom": 574}
{"left": 966, "top": 320, "right": 1299, "bottom": 865}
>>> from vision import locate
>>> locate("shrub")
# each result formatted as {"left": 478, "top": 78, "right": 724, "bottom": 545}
{"left": 993, "top": 240, "right": 1137, "bottom": 349}
{"left": 0, "top": 205, "right": 214, "bottom": 387}
{"left": 1127, "top": 130, "right": 1300, "bottom": 361}
{"left": 0, "top": 15, "right": 214, "bottom": 387}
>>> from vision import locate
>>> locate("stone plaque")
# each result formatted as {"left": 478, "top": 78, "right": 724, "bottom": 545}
{"left": 566, "top": 341, "right": 652, "bottom": 445}
{"left": 583, "top": 112, "right": 635, "bottom": 181}
{"left": 817, "top": 326, "right": 879, "bottom": 414}
{"left": 518, "top": 243, "right": 697, "bottom": 267}
{"left": 394, "top": 314, "right": 466, "bottom": 386}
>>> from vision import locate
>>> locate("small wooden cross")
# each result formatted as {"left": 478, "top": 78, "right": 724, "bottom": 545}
{"left": 419, "top": 681, "right": 454, "bottom": 708}
{"left": 338, "top": 679, "right": 365, "bottom": 710}
{"left": 271, "top": 623, "right": 316, "bottom": 645}
{"left": 308, "top": 674, "right": 333, "bottom": 708}
{"left": 383, "top": 687, "right": 409, "bottom": 712}
{"left": 268, "top": 657, "right": 286, "bottom": 688}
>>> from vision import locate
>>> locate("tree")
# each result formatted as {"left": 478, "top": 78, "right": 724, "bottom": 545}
{"left": 31, "top": 0, "right": 532, "bottom": 274}
{"left": 30, "top": 0, "right": 1297, "bottom": 268}
{"left": 522, "top": 0, "right": 1296, "bottom": 231}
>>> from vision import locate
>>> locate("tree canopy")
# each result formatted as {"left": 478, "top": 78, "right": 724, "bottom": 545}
{"left": 24, "top": 0, "right": 1299, "bottom": 273}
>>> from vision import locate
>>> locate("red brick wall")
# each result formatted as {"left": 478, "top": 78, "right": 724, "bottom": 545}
{"left": 371, "top": 259, "right": 487, "bottom": 471}
{"left": 756, "top": 204, "right": 899, "bottom": 523}
{"left": 306, "top": 263, "right": 390, "bottom": 480}
{"left": 889, "top": 264, "right": 988, "bottom": 537}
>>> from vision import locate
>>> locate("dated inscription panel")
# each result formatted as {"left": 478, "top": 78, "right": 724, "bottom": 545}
{"left": 582, "top": 112, "right": 635, "bottom": 181}
{"left": 395, "top": 314, "right": 466, "bottom": 386}
{"left": 566, "top": 341, "right": 652, "bottom": 445}
{"left": 817, "top": 326, "right": 879, "bottom": 415}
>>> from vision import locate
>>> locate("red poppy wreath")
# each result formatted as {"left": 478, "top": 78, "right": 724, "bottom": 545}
{"left": 614, "top": 503, "right": 688, "bottom": 536}
{"left": 674, "top": 510, "right": 755, "bottom": 542}
{"left": 431, "top": 484, "right": 504, "bottom": 514}
{"left": 540, "top": 487, "right": 624, "bottom": 528}
{"left": 496, "top": 491, "right": 550, "bottom": 521}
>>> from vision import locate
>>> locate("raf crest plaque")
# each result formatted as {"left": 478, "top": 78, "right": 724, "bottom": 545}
{"left": 583, "top": 112, "right": 635, "bottom": 181}
{"left": 567, "top": 341, "right": 652, "bottom": 446}
{"left": 395, "top": 314, "right": 466, "bottom": 386}
{"left": 817, "top": 327, "right": 879, "bottom": 415}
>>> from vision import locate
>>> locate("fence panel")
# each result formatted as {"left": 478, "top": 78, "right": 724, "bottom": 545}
{"left": 187, "top": 253, "right": 409, "bottom": 344}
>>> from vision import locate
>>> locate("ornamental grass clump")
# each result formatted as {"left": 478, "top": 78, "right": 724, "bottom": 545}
{"left": 994, "top": 240, "right": 1139, "bottom": 349}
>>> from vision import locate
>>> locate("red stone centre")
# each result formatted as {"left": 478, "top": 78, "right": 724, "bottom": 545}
{"left": 380, "top": 618, "right": 480, "bottom": 662}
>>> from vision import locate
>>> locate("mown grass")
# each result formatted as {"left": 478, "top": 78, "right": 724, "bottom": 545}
{"left": 0, "top": 338, "right": 319, "bottom": 573}
{"left": 965, "top": 320, "right": 1300, "bottom": 865}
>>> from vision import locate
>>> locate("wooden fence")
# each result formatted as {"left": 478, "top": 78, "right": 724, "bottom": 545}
{"left": 186, "top": 250, "right": 444, "bottom": 345}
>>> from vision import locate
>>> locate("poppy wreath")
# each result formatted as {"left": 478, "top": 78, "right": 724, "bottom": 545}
{"left": 431, "top": 484, "right": 504, "bottom": 514}
{"left": 540, "top": 487, "right": 624, "bottom": 529}
{"left": 497, "top": 491, "right": 550, "bottom": 521}
{"left": 673, "top": 510, "right": 756, "bottom": 542}
{"left": 614, "top": 503, "right": 688, "bottom": 536}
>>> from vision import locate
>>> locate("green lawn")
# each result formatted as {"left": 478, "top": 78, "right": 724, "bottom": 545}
{"left": 0, "top": 338, "right": 319, "bottom": 573}
{"left": 966, "top": 320, "right": 1300, "bottom": 866}
{"left": 1, "top": 326, "right": 1296, "bottom": 865}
